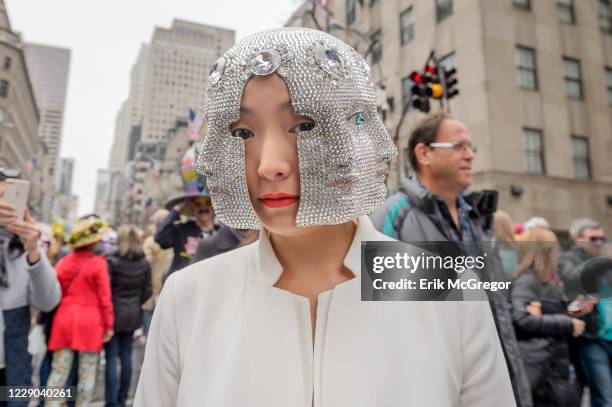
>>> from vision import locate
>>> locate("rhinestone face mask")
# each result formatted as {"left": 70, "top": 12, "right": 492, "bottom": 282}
{"left": 197, "top": 27, "right": 397, "bottom": 229}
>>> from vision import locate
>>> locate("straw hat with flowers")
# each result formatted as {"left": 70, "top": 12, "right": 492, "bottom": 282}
{"left": 67, "top": 216, "right": 113, "bottom": 249}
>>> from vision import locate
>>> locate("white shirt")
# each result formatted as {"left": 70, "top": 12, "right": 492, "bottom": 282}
{"left": 134, "top": 216, "right": 516, "bottom": 407}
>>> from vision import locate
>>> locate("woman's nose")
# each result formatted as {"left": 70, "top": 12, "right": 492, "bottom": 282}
{"left": 257, "top": 132, "right": 294, "bottom": 181}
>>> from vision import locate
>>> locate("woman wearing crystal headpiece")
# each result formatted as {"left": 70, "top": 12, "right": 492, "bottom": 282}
{"left": 134, "top": 28, "right": 516, "bottom": 406}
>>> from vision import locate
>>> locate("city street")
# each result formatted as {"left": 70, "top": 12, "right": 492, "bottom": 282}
{"left": 1, "top": 0, "right": 611, "bottom": 406}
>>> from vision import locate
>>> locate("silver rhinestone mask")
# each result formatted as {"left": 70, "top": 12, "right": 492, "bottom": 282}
{"left": 196, "top": 27, "right": 397, "bottom": 229}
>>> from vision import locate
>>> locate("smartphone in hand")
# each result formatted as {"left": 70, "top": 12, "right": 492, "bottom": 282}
{"left": 4, "top": 179, "right": 30, "bottom": 220}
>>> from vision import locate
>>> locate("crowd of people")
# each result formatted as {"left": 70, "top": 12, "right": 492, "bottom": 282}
{"left": 371, "top": 112, "right": 611, "bottom": 407}
{"left": 0, "top": 166, "right": 264, "bottom": 406}
{"left": 0, "top": 107, "right": 610, "bottom": 407}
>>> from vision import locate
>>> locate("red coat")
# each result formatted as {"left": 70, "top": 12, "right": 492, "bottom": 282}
{"left": 48, "top": 251, "right": 114, "bottom": 352}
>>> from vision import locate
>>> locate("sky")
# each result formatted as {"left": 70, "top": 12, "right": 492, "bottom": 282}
{"left": 7, "top": 0, "right": 302, "bottom": 217}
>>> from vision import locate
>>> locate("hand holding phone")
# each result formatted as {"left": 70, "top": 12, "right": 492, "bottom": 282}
{"left": 7, "top": 208, "right": 41, "bottom": 263}
{"left": 0, "top": 199, "right": 17, "bottom": 228}
{"left": 3, "top": 179, "right": 30, "bottom": 221}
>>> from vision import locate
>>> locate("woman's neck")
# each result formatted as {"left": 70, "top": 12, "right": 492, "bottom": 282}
{"left": 269, "top": 221, "right": 357, "bottom": 280}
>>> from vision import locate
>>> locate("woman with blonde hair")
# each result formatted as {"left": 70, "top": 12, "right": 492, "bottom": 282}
{"left": 105, "top": 225, "right": 152, "bottom": 407}
{"left": 511, "top": 227, "right": 584, "bottom": 406}
{"left": 494, "top": 210, "right": 519, "bottom": 275}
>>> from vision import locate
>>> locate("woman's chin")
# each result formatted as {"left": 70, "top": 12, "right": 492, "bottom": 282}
{"left": 257, "top": 211, "right": 309, "bottom": 237}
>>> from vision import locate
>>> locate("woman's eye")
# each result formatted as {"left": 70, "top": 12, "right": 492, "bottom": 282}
{"left": 231, "top": 128, "right": 254, "bottom": 140}
{"left": 291, "top": 122, "right": 315, "bottom": 133}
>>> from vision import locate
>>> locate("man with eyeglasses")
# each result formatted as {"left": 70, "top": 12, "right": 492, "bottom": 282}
{"left": 558, "top": 218, "right": 611, "bottom": 407}
{"left": 371, "top": 111, "right": 532, "bottom": 407}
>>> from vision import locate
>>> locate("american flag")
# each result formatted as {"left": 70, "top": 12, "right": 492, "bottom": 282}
{"left": 188, "top": 108, "right": 205, "bottom": 141}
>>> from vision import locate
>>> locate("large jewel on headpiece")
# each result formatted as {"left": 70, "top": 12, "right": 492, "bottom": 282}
{"left": 313, "top": 43, "right": 345, "bottom": 76}
{"left": 248, "top": 48, "right": 282, "bottom": 76}
{"left": 197, "top": 28, "right": 397, "bottom": 229}
{"left": 208, "top": 56, "right": 226, "bottom": 87}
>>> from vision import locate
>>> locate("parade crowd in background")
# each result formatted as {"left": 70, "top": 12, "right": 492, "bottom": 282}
{"left": 0, "top": 111, "right": 610, "bottom": 407}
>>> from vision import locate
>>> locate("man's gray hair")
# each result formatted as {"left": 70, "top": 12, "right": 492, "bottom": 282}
{"left": 569, "top": 218, "right": 602, "bottom": 238}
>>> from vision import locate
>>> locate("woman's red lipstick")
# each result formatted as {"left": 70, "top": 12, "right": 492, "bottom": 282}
{"left": 260, "top": 192, "right": 299, "bottom": 208}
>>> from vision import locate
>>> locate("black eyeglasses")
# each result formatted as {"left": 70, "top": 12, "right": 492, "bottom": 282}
{"left": 589, "top": 236, "right": 607, "bottom": 243}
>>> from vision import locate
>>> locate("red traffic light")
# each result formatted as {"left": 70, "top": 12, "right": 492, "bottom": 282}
{"left": 409, "top": 71, "right": 423, "bottom": 84}
{"left": 426, "top": 65, "right": 438, "bottom": 75}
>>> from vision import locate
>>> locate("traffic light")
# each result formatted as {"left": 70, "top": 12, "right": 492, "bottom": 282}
{"left": 428, "top": 82, "right": 444, "bottom": 99}
{"left": 443, "top": 67, "right": 459, "bottom": 99}
{"left": 411, "top": 83, "right": 431, "bottom": 113}
{"left": 409, "top": 71, "right": 431, "bottom": 113}
{"left": 423, "top": 65, "right": 444, "bottom": 99}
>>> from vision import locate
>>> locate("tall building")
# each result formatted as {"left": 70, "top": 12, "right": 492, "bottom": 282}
{"left": 109, "top": 44, "right": 149, "bottom": 169}
{"left": 94, "top": 168, "right": 111, "bottom": 218}
{"left": 108, "top": 19, "right": 235, "bottom": 224}
{"left": 58, "top": 157, "right": 74, "bottom": 195}
{"left": 54, "top": 193, "right": 78, "bottom": 224}
{"left": 287, "top": 0, "right": 612, "bottom": 233}
{"left": 0, "top": 0, "right": 39, "bottom": 186}
{"left": 23, "top": 43, "right": 70, "bottom": 179}
{"left": 140, "top": 19, "right": 234, "bottom": 146}
{"left": 109, "top": 100, "right": 130, "bottom": 168}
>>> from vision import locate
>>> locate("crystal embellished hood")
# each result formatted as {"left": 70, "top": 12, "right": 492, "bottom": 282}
{"left": 196, "top": 27, "right": 396, "bottom": 229}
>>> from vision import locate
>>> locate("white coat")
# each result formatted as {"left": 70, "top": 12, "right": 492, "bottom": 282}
{"left": 134, "top": 216, "right": 516, "bottom": 407}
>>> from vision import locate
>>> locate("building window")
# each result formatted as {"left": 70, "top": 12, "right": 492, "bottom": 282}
{"left": 606, "top": 68, "right": 612, "bottom": 106}
{"left": 563, "top": 57, "right": 583, "bottom": 99}
{"left": 347, "top": 0, "right": 356, "bottom": 25}
{"left": 400, "top": 7, "right": 414, "bottom": 45}
{"left": 516, "top": 46, "right": 537, "bottom": 90}
{"left": 371, "top": 30, "right": 382, "bottom": 64}
{"left": 3, "top": 57, "right": 10, "bottom": 71}
{"left": 513, "top": 0, "right": 530, "bottom": 10}
{"left": 436, "top": 0, "right": 453, "bottom": 23}
{"left": 571, "top": 136, "right": 591, "bottom": 180}
{"left": 599, "top": 0, "right": 612, "bottom": 33}
{"left": 523, "top": 128, "right": 545, "bottom": 174}
{"left": 402, "top": 76, "right": 413, "bottom": 104}
{"left": 557, "top": 0, "right": 575, "bottom": 24}
{"left": 0, "top": 80, "right": 9, "bottom": 98}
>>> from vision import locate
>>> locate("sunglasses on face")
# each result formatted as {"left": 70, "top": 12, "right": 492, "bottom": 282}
{"left": 588, "top": 236, "right": 606, "bottom": 243}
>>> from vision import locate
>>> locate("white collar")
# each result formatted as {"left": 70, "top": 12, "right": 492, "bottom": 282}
{"left": 248, "top": 216, "right": 381, "bottom": 285}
